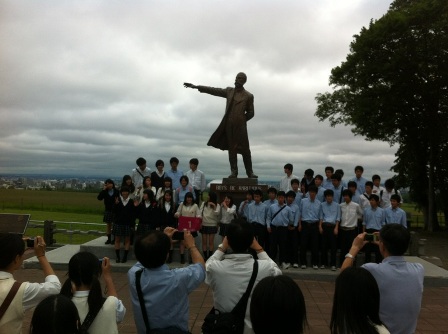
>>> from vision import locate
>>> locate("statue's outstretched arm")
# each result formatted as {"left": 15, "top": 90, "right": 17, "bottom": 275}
{"left": 183, "top": 82, "right": 198, "bottom": 89}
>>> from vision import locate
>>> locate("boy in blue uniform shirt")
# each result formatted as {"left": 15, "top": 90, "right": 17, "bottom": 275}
{"left": 247, "top": 190, "right": 268, "bottom": 249}
{"left": 285, "top": 191, "right": 300, "bottom": 269}
{"left": 319, "top": 189, "right": 340, "bottom": 270}
{"left": 385, "top": 194, "right": 407, "bottom": 228}
{"left": 298, "top": 185, "right": 321, "bottom": 269}
{"left": 267, "top": 191, "right": 293, "bottom": 267}
{"left": 362, "top": 194, "right": 385, "bottom": 263}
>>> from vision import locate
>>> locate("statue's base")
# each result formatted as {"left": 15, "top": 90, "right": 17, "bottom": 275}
{"left": 210, "top": 178, "right": 268, "bottom": 207}
{"left": 222, "top": 178, "right": 258, "bottom": 185}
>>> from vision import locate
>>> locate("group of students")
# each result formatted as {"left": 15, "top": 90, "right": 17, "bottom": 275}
{"left": 98, "top": 158, "right": 408, "bottom": 269}
{"left": 0, "top": 234, "right": 125, "bottom": 334}
{"left": 97, "top": 156, "right": 211, "bottom": 264}
{"left": 240, "top": 164, "right": 407, "bottom": 270}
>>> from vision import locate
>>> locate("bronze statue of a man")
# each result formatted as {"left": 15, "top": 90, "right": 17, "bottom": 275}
{"left": 184, "top": 73, "right": 257, "bottom": 178}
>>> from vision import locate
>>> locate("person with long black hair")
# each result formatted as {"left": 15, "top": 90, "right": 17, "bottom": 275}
{"left": 250, "top": 275, "right": 307, "bottom": 334}
{"left": 113, "top": 186, "right": 137, "bottom": 263}
{"left": 331, "top": 267, "right": 389, "bottom": 334}
{"left": 159, "top": 190, "right": 177, "bottom": 263}
{"left": 30, "top": 295, "right": 80, "bottom": 334}
{"left": 97, "top": 179, "right": 119, "bottom": 245}
{"left": 60, "top": 252, "right": 126, "bottom": 334}
{"left": 219, "top": 195, "right": 236, "bottom": 240}
{"left": 135, "top": 189, "right": 160, "bottom": 235}
{"left": 199, "top": 192, "right": 220, "bottom": 260}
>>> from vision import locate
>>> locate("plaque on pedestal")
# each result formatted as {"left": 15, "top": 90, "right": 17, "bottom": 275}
{"left": 210, "top": 178, "right": 268, "bottom": 207}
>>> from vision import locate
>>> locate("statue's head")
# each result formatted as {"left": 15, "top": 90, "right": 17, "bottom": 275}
{"left": 235, "top": 72, "right": 247, "bottom": 88}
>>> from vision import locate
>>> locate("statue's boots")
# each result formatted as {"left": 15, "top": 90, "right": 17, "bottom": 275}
{"left": 243, "top": 154, "right": 258, "bottom": 178}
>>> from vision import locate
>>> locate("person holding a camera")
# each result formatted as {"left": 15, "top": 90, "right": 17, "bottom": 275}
{"left": 127, "top": 227, "right": 205, "bottom": 334}
{"left": 340, "top": 224, "right": 424, "bottom": 334}
{"left": 0, "top": 233, "right": 61, "bottom": 333}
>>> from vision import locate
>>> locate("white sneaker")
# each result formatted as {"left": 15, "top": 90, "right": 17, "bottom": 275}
{"left": 331, "top": 266, "right": 337, "bottom": 271}
{"left": 320, "top": 265, "right": 325, "bottom": 269}
{"left": 313, "top": 265, "right": 318, "bottom": 270}
{"left": 293, "top": 263, "right": 299, "bottom": 268}
{"left": 282, "top": 262, "right": 291, "bottom": 270}
{"left": 301, "top": 265, "right": 307, "bottom": 269}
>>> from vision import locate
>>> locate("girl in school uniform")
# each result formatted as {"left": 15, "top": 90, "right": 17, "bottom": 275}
{"left": 120, "top": 175, "right": 136, "bottom": 198}
{"left": 156, "top": 176, "right": 173, "bottom": 202}
{"left": 113, "top": 186, "right": 136, "bottom": 263}
{"left": 60, "top": 252, "right": 126, "bottom": 334}
{"left": 136, "top": 176, "right": 157, "bottom": 203}
{"left": 135, "top": 189, "right": 159, "bottom": 236}
{"left": 159, "top": 190, "right": 176, "bottom": 263}
{"left": 219, "top": 195, "right": 237, "bottom": 240}
{"left": 199, "top": 192, "right": 221, "bottom": 260}
{"left": 175, "top": 175, "right": 195, "bottom": 206}
{"left": 174, "top": 192, "right": 199, "bottom": 264}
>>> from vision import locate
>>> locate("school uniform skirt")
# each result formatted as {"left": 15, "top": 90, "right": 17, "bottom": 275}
{"left": 218, "top": 223, "right": 229, "bottom": 237}
{"left": 113, "top": 224, "right": 131, "bottom": 237}
{"left": 103, "top": 211, "right": 115, "bottom": 224}
{"left": 136, "top": 223, "right": 152, "bottom": 235}
{"left": 200, "top": 225, "right": 218, "bottom": 234}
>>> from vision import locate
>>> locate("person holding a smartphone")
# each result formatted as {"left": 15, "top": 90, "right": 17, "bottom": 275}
{"left": 362, "top": 194, "right": 385, "bottom": 263}
{"left": 0, "top": 234, "right": 60, "bottom": 333}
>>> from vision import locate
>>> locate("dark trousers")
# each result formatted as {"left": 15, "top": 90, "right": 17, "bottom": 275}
{"left": 286, "top": 228, "right": 299, "bottom": 265}
{"left": 300, "top": 222, "right": 319, "bottom": 266}
{"left": 269, "top": 226, "right": 288, "bottom": 263}
{"left": 252, "top": 223, "right": 267, "bottom": 250}
{"left": 321, "top": 224, "right": 337, "bottom": 266}
{"left": 364, "top": 228, "right": 383, "bottom": 263}
{"left": 338, "top": 228, "right": 357, "bottom": 267}
{"left": 193, "top": 189, "right": 201, "bottom": 206}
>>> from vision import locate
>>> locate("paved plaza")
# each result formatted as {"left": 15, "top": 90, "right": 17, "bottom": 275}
{"left": 15, "top": 266, "right": 448, "bottom": 334}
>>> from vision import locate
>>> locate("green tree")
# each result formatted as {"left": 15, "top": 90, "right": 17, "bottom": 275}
{"left": 315, "top": 0, "right": 448, "bottom": 231}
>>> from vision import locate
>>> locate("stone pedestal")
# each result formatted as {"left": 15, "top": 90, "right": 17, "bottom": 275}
{"left": 210, "top": 178, "right": 268, "bottom": 207}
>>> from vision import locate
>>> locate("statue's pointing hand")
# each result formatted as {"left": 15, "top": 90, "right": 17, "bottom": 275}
{"left": 183, "top": 82, "right": 197, "bottom": 89}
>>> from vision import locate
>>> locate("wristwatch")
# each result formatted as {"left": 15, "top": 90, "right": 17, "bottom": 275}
{"left": 218, "top": 243, "right": 227, "bottom": 252}
{"left": 345, "top": 253, "right": 354, "bottom": 259}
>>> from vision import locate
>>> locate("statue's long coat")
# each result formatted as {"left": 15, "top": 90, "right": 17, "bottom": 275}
{"left": 197, "top": 86, "right": 254, "bottom": 155}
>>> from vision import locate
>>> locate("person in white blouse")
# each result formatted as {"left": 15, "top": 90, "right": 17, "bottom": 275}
{"left": 60, "top": 251, "right": 126, "bottom": 334}
{"left": 136, "top": 176, "right": 157, "bottom": 203}
{"left": 198, "top": 192, "right": 221, "bottom": 260}
{"left": 0, "top": 234, "right": 61, "bottom": 333}
{"left": 219, "top": 195, "right": 237, "bottom": 241}
{"left": 174, "top": 192, "right": 200, "bottom": 264}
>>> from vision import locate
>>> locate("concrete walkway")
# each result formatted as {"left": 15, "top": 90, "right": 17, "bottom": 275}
{"left": 15, "top": 267, "right": 448, "bottom": 334}
{"left": 19, "top": 237, "right": 448, "bottom": 333}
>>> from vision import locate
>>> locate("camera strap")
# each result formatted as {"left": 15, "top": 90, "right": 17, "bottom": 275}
{"left": 0, "top": 281, "right": 22, "bottom": 321}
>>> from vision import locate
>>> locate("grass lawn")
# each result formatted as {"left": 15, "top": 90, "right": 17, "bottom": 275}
{"left": 0, "top": 189, "right": 444, "bottom": 242}
{"left": 0, "top": 189, "right": 106, "bottom": 244}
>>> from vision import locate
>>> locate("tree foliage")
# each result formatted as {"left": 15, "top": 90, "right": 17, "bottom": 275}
{"left": 315, "top": 0, "right": 448, "bottom": 231}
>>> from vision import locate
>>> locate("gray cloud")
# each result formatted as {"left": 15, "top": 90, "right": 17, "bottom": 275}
{"left": 0, "top": 0, "right": 396, "bottom": 182}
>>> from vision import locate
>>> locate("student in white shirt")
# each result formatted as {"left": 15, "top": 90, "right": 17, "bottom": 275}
{"left": 338, "top": 189, "right": 363, "bottom": 267}
{"left": 199, "top": 192, "right": 221, "bottom": 260}
{"left": 280, "top": 163, "right": 299, "bottom": 192}
{"left": 219, "top": 195, "right": 237, "bottom": 241}
{"left": 371, "top": 174, "right": 385, "bottom": 196}
{"left": 380, "top": 179, "right": 403, "bottom": 209}
{"left": 0, "top": 234, "right": 61, "bottom": 333}
{"left": 131, "top": 157, "right": 151, "bottom": 191}
{"left": 186, "top": 158, "right": 206, "bottom": 205}
{"left": 206, "top": 220, "right": 282, "bottom": 334}
{"left": 60, "top": 252, "right": 126, "bottom": 334}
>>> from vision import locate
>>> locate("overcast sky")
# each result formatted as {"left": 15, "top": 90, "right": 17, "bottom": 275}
{"left": 0, "top": 0, "right": 397, "bottom": 182}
